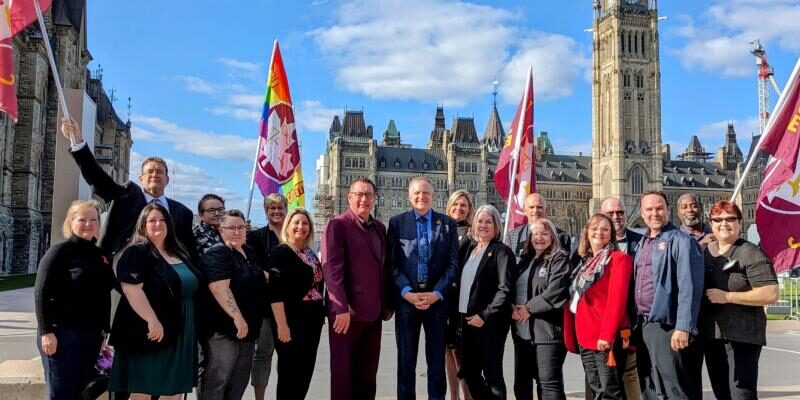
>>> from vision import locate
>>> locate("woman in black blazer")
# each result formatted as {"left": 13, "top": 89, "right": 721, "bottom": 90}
{"left": 269, "top": 208, "right": 325, "bottom": 400}
{"left": 511, "top": 218, "right": 572, "bottom": 400}
{"left": 457, "top": 204, "right": 515, "bottom": 400}
{"left": 109, "top": 203, "right": 204, "bottom": 400}
{"left": 35, "top": 199, "right": 116, "bottom": 400}
{"left": 445, "top": 189, "right": 475, "bottom": 400}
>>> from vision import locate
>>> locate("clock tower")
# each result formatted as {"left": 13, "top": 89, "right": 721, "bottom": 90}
{"left": 590, "top": 0, "right": 662, "bottom": 213}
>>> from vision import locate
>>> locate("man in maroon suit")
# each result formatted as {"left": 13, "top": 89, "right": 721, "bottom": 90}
{"left": 321, "top": 177, "right": 393, "bottom": 400}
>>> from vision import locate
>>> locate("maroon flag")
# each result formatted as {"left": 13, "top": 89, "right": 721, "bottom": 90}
{"left": 755, "top": 60, "right": 800, "bottom": 273}
{"left": 760, "top": 60, "right": 800, "bottom": 173}
{"left": 494, "top": 67, "right": 535, "bottom": 233}
{"left": 0, "top": 0, "right": 53, "bottom": 121}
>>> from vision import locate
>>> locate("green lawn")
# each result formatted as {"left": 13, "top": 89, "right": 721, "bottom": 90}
{"left": 0, "top": 274, "right": 36, "bottom": 292}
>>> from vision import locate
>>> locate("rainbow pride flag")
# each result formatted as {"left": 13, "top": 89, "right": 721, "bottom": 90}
{"left": 253, "top": 40, "right": 305, "bottom": 208}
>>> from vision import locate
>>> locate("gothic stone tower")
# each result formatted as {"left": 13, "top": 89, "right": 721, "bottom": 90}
{"left": 590, "top": 0, "right": 662, "bottom": 212}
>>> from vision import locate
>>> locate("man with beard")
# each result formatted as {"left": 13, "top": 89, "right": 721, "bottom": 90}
{"left": 676, "top": 193, "right": 715, "bottom": 250}
{"left": 633, "top": 191, "right": 704, "bottom": 400}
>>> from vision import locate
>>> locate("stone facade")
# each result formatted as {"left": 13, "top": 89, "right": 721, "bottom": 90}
{"left": 0, "top": 1, "right": 131, "bottom": 274}
{"left": 313, "top": 1, "right": 764, "bottom": 243}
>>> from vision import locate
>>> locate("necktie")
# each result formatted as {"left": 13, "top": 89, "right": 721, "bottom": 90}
{"left": 417, "top": 215, "right": 429, "bottom": 287}
{"left": 150, "top": 198, "right": 162, "bottom": 206}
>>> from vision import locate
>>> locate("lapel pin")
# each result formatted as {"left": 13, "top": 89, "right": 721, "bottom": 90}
{"left": 436, "top": 219, "right": 442, "bottom": 225}
{"left": 488, "top": 251, "right": 493, "bottom": 257}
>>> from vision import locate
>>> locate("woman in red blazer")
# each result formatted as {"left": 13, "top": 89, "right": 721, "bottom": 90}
{"left": 563, "top": 213, "right": 632, "bottom": 400}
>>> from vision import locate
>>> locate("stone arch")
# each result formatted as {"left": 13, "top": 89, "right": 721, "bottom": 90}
{"left": 629, "top": 164, "right": 647, "bottom": 195}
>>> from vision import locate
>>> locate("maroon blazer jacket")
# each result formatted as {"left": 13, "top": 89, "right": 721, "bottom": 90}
{"left": 321, "top": 209, "right": 391, "bottom": 322}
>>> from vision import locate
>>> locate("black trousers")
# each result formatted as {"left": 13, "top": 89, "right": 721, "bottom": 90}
{"left": 636, "top": 321, "right": 701, "bottom": 400}
{"left": 580, "top": 347, "right": 628, "bottom": 400}
{"left": 703, "top": 338, "right": 761, "bottom": 400}
{"left": 38, "top": 327, "right": 103, "bottom": 400}
{"left": 273, "top": 302, "right": 325, "bottom": 400}
{"left": 512, "top": 334, "right": 567, "bottom": 400}
{"left": 460, "top": 317, "right": 509, "bottom": 400}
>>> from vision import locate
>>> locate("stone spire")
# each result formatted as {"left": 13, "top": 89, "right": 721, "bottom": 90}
{"left": 383, "top": 119, "right": 401, "bottom": 146}
{"left": 716, "top": 122, "right": 744, "bottom": 170}
{"left": 677, "top": 135, "right": 712, "bottom": 162}
{"left": 451, "top": 117, "right": 479, "bottom": 144}
{"left": 482, "top": 105, "right": 505, "bottom": 152}
{"left": 428, "top": 106, "right": 447, "bottom": 148}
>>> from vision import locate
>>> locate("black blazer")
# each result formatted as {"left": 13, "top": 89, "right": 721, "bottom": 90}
{"left": 71, "top": 145, "right": 197, "bottom": 262}
{"left": 514, "top": 249, "right": 572, "bottom": 344}
{"left": 269, "top": 244, "right": 324, "bottom": 318}
{"left": 110, "top": 243, "right": 204, "bottom": 352}
{"left": 457, "top": 239, "right": 515, "bottom": 324}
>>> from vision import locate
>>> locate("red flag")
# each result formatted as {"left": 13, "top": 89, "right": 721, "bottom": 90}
{"left": 0, "top": 0, "right": 53, "bottom": 121}
{"left": 755, "top": 59, "right": 800, "bottom": 273}
{"left": 494, "top": 67, "right": 535, "bottom": 232}
{"left": 760, "top": 58, "right": 800, "bottom": 172}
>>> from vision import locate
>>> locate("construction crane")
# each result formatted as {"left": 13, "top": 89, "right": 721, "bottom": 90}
{"left": 751, "top": 40, "right": 782, "bottom": 134}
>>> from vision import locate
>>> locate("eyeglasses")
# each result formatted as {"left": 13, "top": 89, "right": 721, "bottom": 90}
{"left": 710, "top": 216, "right": 739, "bottom": 224}
{"left": 203, "top": 207, "right": 225, "bottom": 215}
{"left": 221, "top": 225, "right": 246, "bottom": 232}
{"left": 349, "top": 192, "right": 376, "bottom": 199}
{"left": 605, "top": 210, "right": 625, "bottom": 217}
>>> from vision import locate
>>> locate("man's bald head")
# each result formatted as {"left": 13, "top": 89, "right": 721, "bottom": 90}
{"left": 524, "top": 193, "right": 547, "bottom": 223}
{"left": 600, "top": 196, "right": 627, "bottom": 238}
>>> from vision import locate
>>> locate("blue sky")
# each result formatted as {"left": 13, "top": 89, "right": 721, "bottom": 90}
{"left": 85, "top": 0, "right": 800, "bottom": 224}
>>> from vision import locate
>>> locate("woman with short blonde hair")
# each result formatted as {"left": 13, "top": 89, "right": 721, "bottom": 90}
{"left": 35, "top": 199, "right": 116, "bottom": 399}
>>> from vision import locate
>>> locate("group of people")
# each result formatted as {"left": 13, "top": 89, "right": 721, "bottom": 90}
{"left": 33, "top": 117, "right": 779, "bottom": 400}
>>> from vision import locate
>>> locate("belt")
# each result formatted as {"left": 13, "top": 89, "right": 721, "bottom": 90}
{"left": 417, "top": 283, "right": 429, "bottom": 291}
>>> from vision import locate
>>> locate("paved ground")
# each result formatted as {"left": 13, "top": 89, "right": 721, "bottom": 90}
{"left": 3, "top": 287, "right": 800, "bottom": 399}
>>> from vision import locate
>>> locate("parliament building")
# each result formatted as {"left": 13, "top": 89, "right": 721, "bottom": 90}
{"left": 313, "top": 0, "right": 766, "bottom": 241}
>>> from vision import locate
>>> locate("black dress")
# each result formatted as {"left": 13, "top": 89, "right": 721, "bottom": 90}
{"left": 269, "top": 244, "right": 325, "bottom": 400}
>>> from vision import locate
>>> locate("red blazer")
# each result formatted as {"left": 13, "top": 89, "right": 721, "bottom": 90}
{"left": 321, "top": 209, "right": 390, "bottom": 322}
{"left": 564, "top": 250, "right": 632, "bottom": 353}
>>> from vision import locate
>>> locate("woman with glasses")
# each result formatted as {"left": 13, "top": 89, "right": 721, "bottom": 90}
{"left": 699, "top": 200, "right": 778, "bottom": 400}
{"left": 444, "top": 189, "right": 475, "bottom": 400}
{"left": 200, "top": 209, "right": 268, "bottom": 400}
{"left": 269, "top": 208, "right": 325, "bottom": 399}
{"left": 34, "top": 199, "right": 116, "bottom": 400}
{"left": 564, "top": 213, "right": 632, "bottom": 400}
{"left": 512, "top": 218, "right": 571, "bottom": 400}
{"left": 194, "top": 193, "right": 226, "bottom": 255}
{"left": 109, "top": 203, "right": 204, "bottom": 400}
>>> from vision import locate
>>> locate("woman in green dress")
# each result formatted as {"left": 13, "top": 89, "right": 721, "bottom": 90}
{"left": 109, "top": 202, "right": 204, "bottom": 399}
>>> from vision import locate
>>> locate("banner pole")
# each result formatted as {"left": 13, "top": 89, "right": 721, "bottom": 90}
{"left": 33, "top": 0, "right": 75, "bottom": 146}
{"left": 502, "top": 66, "right": 532, "bottom": 242}
{"left": 245, "top": 39, "right": 279, "bottom": 221}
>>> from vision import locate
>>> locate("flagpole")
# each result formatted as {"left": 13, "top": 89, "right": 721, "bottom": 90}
{"left": 502, "top": 66, "right": 533, "bottom": 241}
{"left": 730, "top": 56, "right": 800, "bottom": 202}
{"left": 32, "top": 0, "right": 75, "bottom": 146}
{"left": 245, "top": 39, "right": 279, "bottom": 221}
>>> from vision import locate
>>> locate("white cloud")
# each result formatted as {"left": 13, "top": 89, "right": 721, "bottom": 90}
{"left": 673, "top": 1, "right": 800, "bottom": 77}
{"left": 500, "top": 32, "right": 591, "bottom": 103}
{"left": 209, "top": 94, "right": 264, "bottom": 122}
{"left": 132, "top": 114, "right": 256, "bottom": 161}
{"left": 296, "top": 100, "right": 338, "bottom": 133}
{"left": 177, "top": 75, "right": 217, "bottom": 94}
{"left": 217, "top": 58, "right": 260, "bottom": 72}
{"left": 130, "top": 126, "right": 156, "bottom": 141}
{"left": 308, "top": 0, "right": 518, "bottom": 105}
{"left": 130, "top": 151, "right": 245, "bottom": 214}
{"left": 694, "top": 117, "right": 759, "bottom": 141}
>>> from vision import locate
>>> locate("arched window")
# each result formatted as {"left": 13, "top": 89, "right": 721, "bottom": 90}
{"left": 630, "top": 167, "right": 645, "bottom": 195}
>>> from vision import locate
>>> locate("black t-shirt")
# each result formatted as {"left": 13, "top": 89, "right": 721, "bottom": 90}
{"left": 246, "top": 227, "right": 280, "bottom": 273}
{"left": 699, "top": 239, "right": 778, "bottom": 345}
{"left": 201, "top": 244, "right": 268, "bottom": 341}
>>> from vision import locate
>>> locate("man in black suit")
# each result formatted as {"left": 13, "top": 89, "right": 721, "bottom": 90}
{"left": 387, "top": 177, "right": 459, "bottom": 400}
{"left": 506, "top": 193, "right": 572, "bottom": 262}
{"left": 61, "top": 118, "right": 197, "bottom": 262}
{"left": 599, "top": 196, "right": 643, "bottom": 400}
